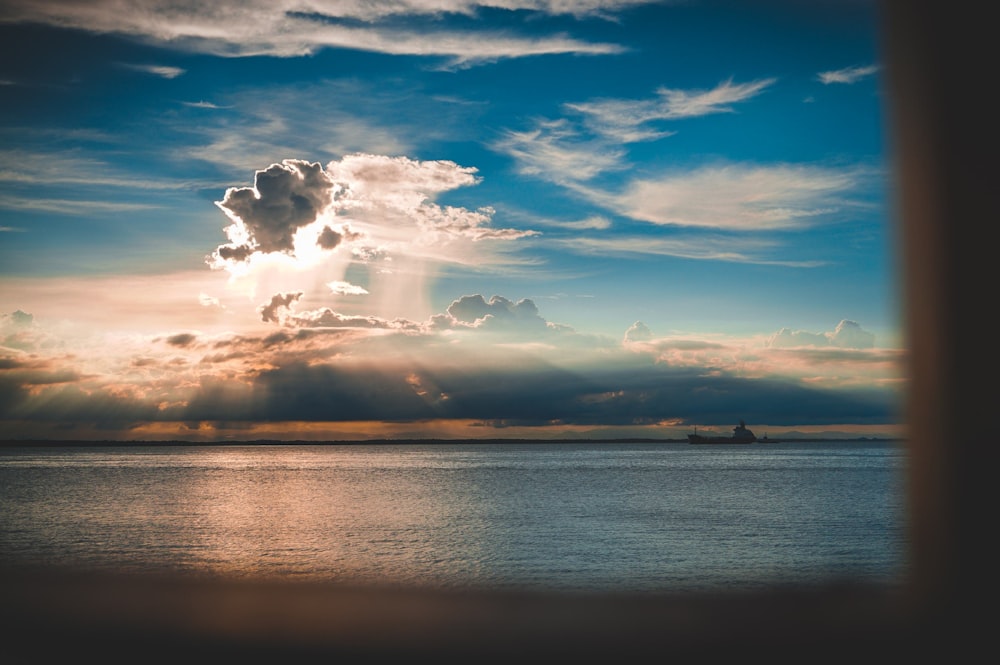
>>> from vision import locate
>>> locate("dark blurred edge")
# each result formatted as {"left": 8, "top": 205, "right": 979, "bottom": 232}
{"left": 2, "top": 1, "right": 996, "bottom": 661}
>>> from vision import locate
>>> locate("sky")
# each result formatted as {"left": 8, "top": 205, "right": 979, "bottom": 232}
{"left": 0, "top": 0, "right": 905, "bottom": 441}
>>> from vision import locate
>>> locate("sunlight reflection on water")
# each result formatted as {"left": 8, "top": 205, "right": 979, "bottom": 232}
{"left": 0, "top": 442, "right": 907, "bottom": 593}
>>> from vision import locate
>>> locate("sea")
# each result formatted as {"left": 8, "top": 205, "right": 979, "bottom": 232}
{"left": 0, "top": 440, "right": 908, "bottom": 594}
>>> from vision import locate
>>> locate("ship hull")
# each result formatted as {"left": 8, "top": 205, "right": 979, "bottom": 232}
{"left": 687, "top": 435, "right": 754, "bottom": 444}
{"left": 687, "top": 420, "right": 757, "bottom": 444}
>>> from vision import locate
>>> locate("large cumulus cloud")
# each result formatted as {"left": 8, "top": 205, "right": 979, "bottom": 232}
{"left": 208, "top": 153, "right": 535, "bottom": 272}
{"left": 766, "top": 319, "right": 875, "bottom": 349}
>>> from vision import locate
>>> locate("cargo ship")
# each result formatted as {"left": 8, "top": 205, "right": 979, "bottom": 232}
{"left": 688, "top": 420, "right": 757, "bottom": 444}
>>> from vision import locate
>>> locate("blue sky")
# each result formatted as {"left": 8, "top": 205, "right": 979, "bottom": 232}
{"left": 0, "top": 1, "right": 903, "bottom": 441}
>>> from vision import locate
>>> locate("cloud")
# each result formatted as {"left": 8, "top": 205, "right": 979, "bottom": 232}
{"left": 0, "top": 195, "right": 159, "bottom": 215}
{"left": 553, "top": 233, "right": 826, "bottom": 266}
{"left": 178, "top": 80, "right": 438, "bottom": 170}
{"left": 327, "top": 281, "right": 369, "bottom": 296}
{"left": 433, "top": 294, "right": 553, "bottom": 333}
{"left": 181, "top": 100, "right": 228, "bottom": 109}
{"left": 494, "top": 118, "right": 626, "bottom": 184}
{"left": 2, "top": 310, "right": 33, "bottom": 327}
{"left": 0, "top": 298, "right": 901, "bottom": 435}
{"left": 173, "top": 353, "right": 896, "bottom": 428}
{"left": 259, "top": 292, "right": 303, "bottom": 323}
{"left": 164, "top": 333, "right": 198, "bottom": 347}
{"left": 495, "top": 79, "right": 774, "bottom": 185}
{"left": 0, "top": 1, "right": 635, "bottom": 65}
{"left": 566, "top": 78, "right": 776, "bottom": 143}
{"left": 817, "top": 64, "right": 879, "bottom": 85}
{"left": 198, "top": 292, "right": 221, "bottom": 308}
{"left": 288, "top": 308, "right": 422, "bottom": 330}
{"left": 317, "top": 225, "right": 362, "bottom": 250}
{"left": 766, "top": 320, "right": 876, "bottom": 349}
{"left": 118, "top": 63, "right": 185, "bottom": 78}
{"left": 254, "top": 290, "right": 569, "bottom": 338}
{"left": 613, "top": 163, "right": 873, "bottom": 231}
{"left": 209, "top": 153, "right": 536, "bottom": 275}
{"left": 623, "top": 320, "right": 652, "bottom": 342}
{"left": 214, "top": 160, "right": 336, "bottom": 258}
{"left": 0, "top": 148, "right": 197, "bottom": 191}
{"left": 621, "top": 319, "right": 896, "bottom": 393}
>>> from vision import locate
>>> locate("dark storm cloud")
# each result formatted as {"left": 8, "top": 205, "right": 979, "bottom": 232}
{"left": 216, "top": 244, "right": 254, "bottom": 262}
{"left": 0, "top": 356, "right": 81, "bottom": 384}
{"left": 316, "top": 225, "right": 343, "bottom": 249}
{"left": 0, "top": 340, "right": 899, "bottom": 431}
{"left": 215, "top": 159, "right": 335, "bottom": 257}
{"left": 165, "top": 332, "right": 198, "bottom": 347}
{"left": 259, "top": 292, "right": 303, "bottom": 323}
{"left": 0, "top": 379, "right": 164, "bottom": 424}
{"left": 176, "top": 354, "right": 897, "bottom": 427}
{"left": 0, "top": 355, "right": 89, "bottom": 419}
{"left": 316, "top": 224, "right": 361, "bottom": 250}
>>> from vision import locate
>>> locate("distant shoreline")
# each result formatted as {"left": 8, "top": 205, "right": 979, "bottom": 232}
{"left": 1, "top": 437, "right": 902, "bottom": 447}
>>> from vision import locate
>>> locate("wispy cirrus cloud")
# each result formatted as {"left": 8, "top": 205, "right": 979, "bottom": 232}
{"left": 611, "top": 163, "right": 876, "bottom": 231}
{"left": 117, "top": 63, "right": 185, "bottom": 78}
{"left": 494, "top": 78, "right": 775, "bottom": 184}
{"left": 817, "top": 64, "right": 879, "bottom": 85}
{"left": 0, "top": 0, "right": 639, "bottom": 66}
{"left": 552, "top": 233, "right": 826, "bottom": 267}
{"left": 176, "top": 81, "right": 435, "bottom": 171}
{"left": 0, "top": 194, "right": 159, "bottom": 215}
{"left": 566, "top": 77, "right": 776, "bottom": 143}
{"left": 494, "top": 118, "right": 626, "bottom": 185}
{"left": 493, "top": 74, "right": 876, "bottom": 240}
{"left": 181, "top": 100, "right": 229, "bottom": 110}
{"left": 0, "top": 149, "right": 200, "bottom": 190}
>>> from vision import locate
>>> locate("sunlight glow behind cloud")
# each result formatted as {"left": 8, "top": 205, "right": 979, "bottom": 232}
{"left": 0, "top": 1, "right": 901, "bottom": 439}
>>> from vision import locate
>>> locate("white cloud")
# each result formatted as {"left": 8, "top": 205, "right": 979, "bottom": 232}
{"left": 554, "top": 233, "right": 825, "bottom": 267}
{"left": 179, "top": 81, "right": 442, "bottom": 171}
{"left": 181, "top": 100, "right": 228, "bottom": 109}
{"left": 0, "top": 1, "right": 635, "bottom": 65}
{"left": 0, "top": 149, "right": 196, "bottom": 190}
{"left": 543, "top": 215, "right": 612, "bottom": 230}
{"left": 766, "top": 320, "right": 875, "bottom": 349}
{"left": 566, "top": 78, "right": 775, "bottom": 143}
{"left": 328, "top": 281, "right": 369, "bottom": 296}
{"left": 119, "top": 63, "right": 185, "bottom": 78}
{"left": 210, "top": 154, "right": 535, "bottom": 273}
{"left": 495, "top": 79, "right": 773, "bottom": 184}
{"left": 614, "top": 163, "right": 870, "bottom": 231}
{"left": 623, "top": 320, "right": 652, "bottom": 342}
{"left": 494, "top": 119, "right": 626, "bottom": 184}
{"left": 817, "top": 64, "right": 879, "bottom": 85}
{"left": 198, "top": 292, "right": 221, "bottom": 308}
{"left": 205, "top": 154, "right": 539, "bottom": 328}
{"left": 0, "top": 195, "right": 159, "bottom": 215}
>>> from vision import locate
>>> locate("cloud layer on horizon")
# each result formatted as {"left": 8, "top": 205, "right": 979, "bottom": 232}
{"left": 1, "top": 296, "right": 902, "bottom": 438}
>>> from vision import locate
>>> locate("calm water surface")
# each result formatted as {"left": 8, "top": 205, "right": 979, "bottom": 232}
{"left": 0, "top": 441, "right": 908, "bottom": 593}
